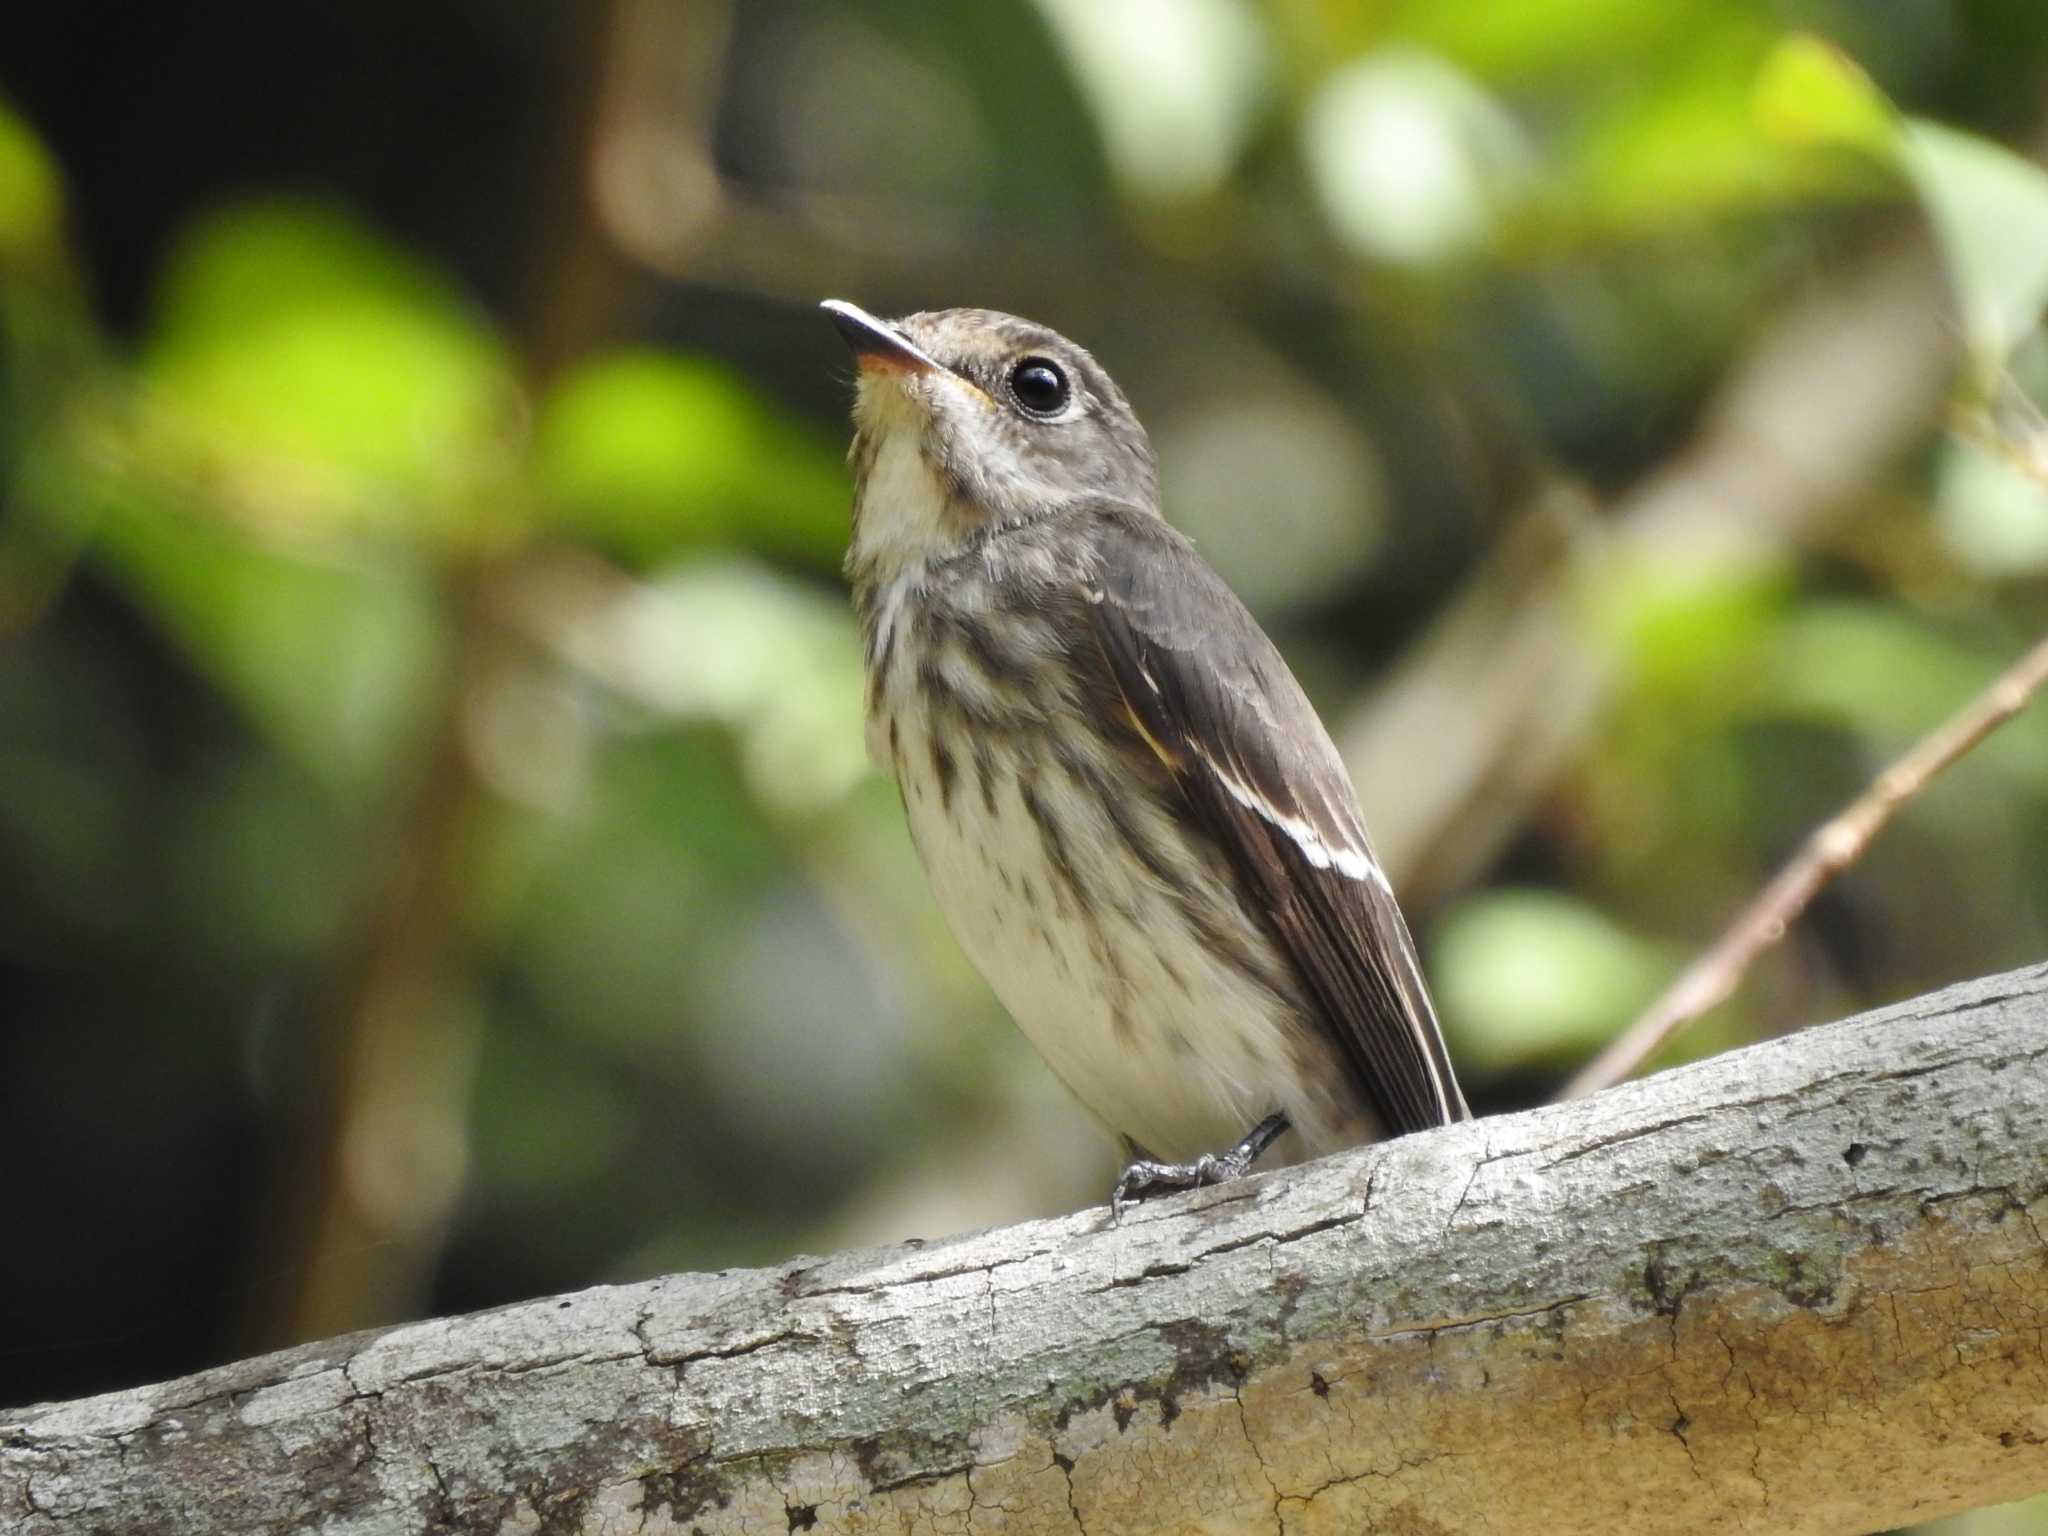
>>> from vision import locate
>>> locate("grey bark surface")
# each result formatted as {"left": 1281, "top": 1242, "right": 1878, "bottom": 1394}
{"left": 6, "top": 964, "right": 2047, "bottom": 1536}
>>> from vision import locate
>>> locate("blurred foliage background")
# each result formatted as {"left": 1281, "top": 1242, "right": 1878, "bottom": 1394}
{"left": 3, "top": 4, "right": 2047, "bottom": 1523}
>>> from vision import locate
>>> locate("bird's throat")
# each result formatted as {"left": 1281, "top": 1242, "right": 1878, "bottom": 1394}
{"left": 846, "top": 421, "right": 976, "bottom": 591}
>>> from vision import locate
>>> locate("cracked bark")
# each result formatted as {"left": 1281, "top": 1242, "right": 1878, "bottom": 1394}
{"left": 5, "top": 963, "right": 2048, "bottom": 1535}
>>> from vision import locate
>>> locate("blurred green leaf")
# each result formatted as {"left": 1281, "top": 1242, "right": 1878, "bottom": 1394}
{"left": 139, "top": 200, "right": 518, "bottom": 544}
{"left": 1901, "top": 120, "right": 2048, "bottom": 378}
{"left": 500, "top": 729, "right": 788, "bottom": 1064}
{"left": 0, "top": 97, "right": 64, "bottom": 266}
{"left": 532, "top": 350, "right": 848, "bottom": 568}
{"left": 1912, "top": 1490, "right": 2048, "bottom": 1536}
{"left": 1433, "top": 889, "right": 1678, "bottom": 1071}
{"left": 532, "top": 352, "right": 741, "bottom": 554}
{"left": 1034, "top": 0, "right": 1269, "bottom": 203}
{"left": 1382, "top": 0, "right": 1722, "bottom": 82}
{"left": 1753, "top": 34, "right": 1899, "bottom": 158}
{"left": 1934, "top": 434, "right": 2048, "bottom": 576}
{"left": 1302, "top": 49, "right": 1528, "bottom": 264}
{"left": 1752, "top": 33, "right": 2048, "bottom": 376}
{"left": 89, "top": 492, "right": 444, "bottom": 786}
{"left": 563, "top": 560, "right": 872, "bottom": 817}
{"left": 1540, "top": 25, "right": 1895, "bottom": 238}
{"left": 1585, "top": 548, "right": 1791, "bottom": 704}
{"left": 1767, "top": 601, "right": 2048, "bottom": 789}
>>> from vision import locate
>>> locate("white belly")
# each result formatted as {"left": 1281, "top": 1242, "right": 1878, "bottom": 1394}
{"left": 882, "top": 698, "right": 1351, "bottom": 1164}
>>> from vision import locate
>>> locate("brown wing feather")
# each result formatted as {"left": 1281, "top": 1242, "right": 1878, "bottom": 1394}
{"left": 1081, "top": 507, "right": 1467, "bottom": 1136}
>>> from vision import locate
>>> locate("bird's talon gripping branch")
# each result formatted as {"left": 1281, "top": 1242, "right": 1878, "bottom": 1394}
{"left": 1110, "top": 1111, "right": 1290, "bottom": 1221}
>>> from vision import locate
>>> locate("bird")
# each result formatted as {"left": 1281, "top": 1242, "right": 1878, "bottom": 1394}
{"left": 822, "top": 298, "right": 1468, "bottom": 1215}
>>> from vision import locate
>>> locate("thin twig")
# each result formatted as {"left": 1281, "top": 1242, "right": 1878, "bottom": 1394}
{"left": 1562, "top": 629, "right": 2048, "bottom": 1100}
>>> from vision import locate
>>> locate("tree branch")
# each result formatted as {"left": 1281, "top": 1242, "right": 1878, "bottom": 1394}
{"left": 1564, "top": 630, "right": 2048, "bottom": 1100}
{"left": 7, "top": 965, "right": 2047, "bottom": 1535}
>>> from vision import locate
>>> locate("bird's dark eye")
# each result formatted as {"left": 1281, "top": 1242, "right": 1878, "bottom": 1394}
{"left": 1008, "top": 357, "right": 1071, "bottom": 417}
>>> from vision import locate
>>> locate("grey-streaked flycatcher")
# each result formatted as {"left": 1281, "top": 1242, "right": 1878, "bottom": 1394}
{"left": 823, "top": 299, "right": 1468, "bottom": 1214}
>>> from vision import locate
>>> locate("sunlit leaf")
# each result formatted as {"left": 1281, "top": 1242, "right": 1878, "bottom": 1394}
{"left": 552, "top": 558, "right": 871, "bottom": 816}
{"left": 531, "top": 353, "right": 759, "bottom": 555}
{"left": 1545, "top": 25, "right": 1893, "bottom": 237}
{"left": 0, "top": 98, "right": 64, "bottom": 265}
{"left": 1382, "top": 0, "right": 1717, "bottom": 81}
{"left": 1433, "top": 889, "right": 1678, "bottom": 1071}
{"left": 1584, "top": 548, "right": 1792, "bottom": 704}
{"left": 139, "top": 200, "right": 518, "bottom": 545}
{"left": 1753, "top": 35, "right": 1898, "bottom": 158}
{"left": 1033, "top": 0, "right": 1269, "bottom": 202}
{"left": 1934, "top": 435, "right": 2048, "bottom": 576}
{"left": 1302, "top": 49, "right": 1528, "bottom": 264}
{"left": 532, "top": 350, "right": 848, "bottom": 568}
{"left": 1901, "top": 121, "right": 2048, "bottom": 377}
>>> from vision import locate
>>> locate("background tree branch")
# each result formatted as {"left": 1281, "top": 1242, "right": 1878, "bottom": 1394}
{"left": 1564, "top": 629, "right": 2048, "bottom": 1100}
{"left": 6, "top": 964, "right": 2046, "bottom": 1535}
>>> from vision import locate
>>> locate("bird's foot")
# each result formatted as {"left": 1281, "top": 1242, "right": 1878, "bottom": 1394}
{"left": 1110, "top": 1112, "right": 1290, "bottom": 1222}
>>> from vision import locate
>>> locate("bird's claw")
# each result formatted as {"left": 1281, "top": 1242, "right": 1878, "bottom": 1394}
{"left": 1108, "top": 1111, "right": 1290, "bottom": 1223}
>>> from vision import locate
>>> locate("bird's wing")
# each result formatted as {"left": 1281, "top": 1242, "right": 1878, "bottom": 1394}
{"left": 1080, "top": 507, "right": 1467, "bottom": 1135}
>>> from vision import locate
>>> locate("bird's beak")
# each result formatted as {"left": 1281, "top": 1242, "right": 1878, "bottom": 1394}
{"left": 821, "top": 299, "right": 943, "bottom": 378}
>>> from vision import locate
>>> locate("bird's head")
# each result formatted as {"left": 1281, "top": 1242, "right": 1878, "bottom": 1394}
{"left": 823, "top": 301, "right": 1159, "bottom": 576}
